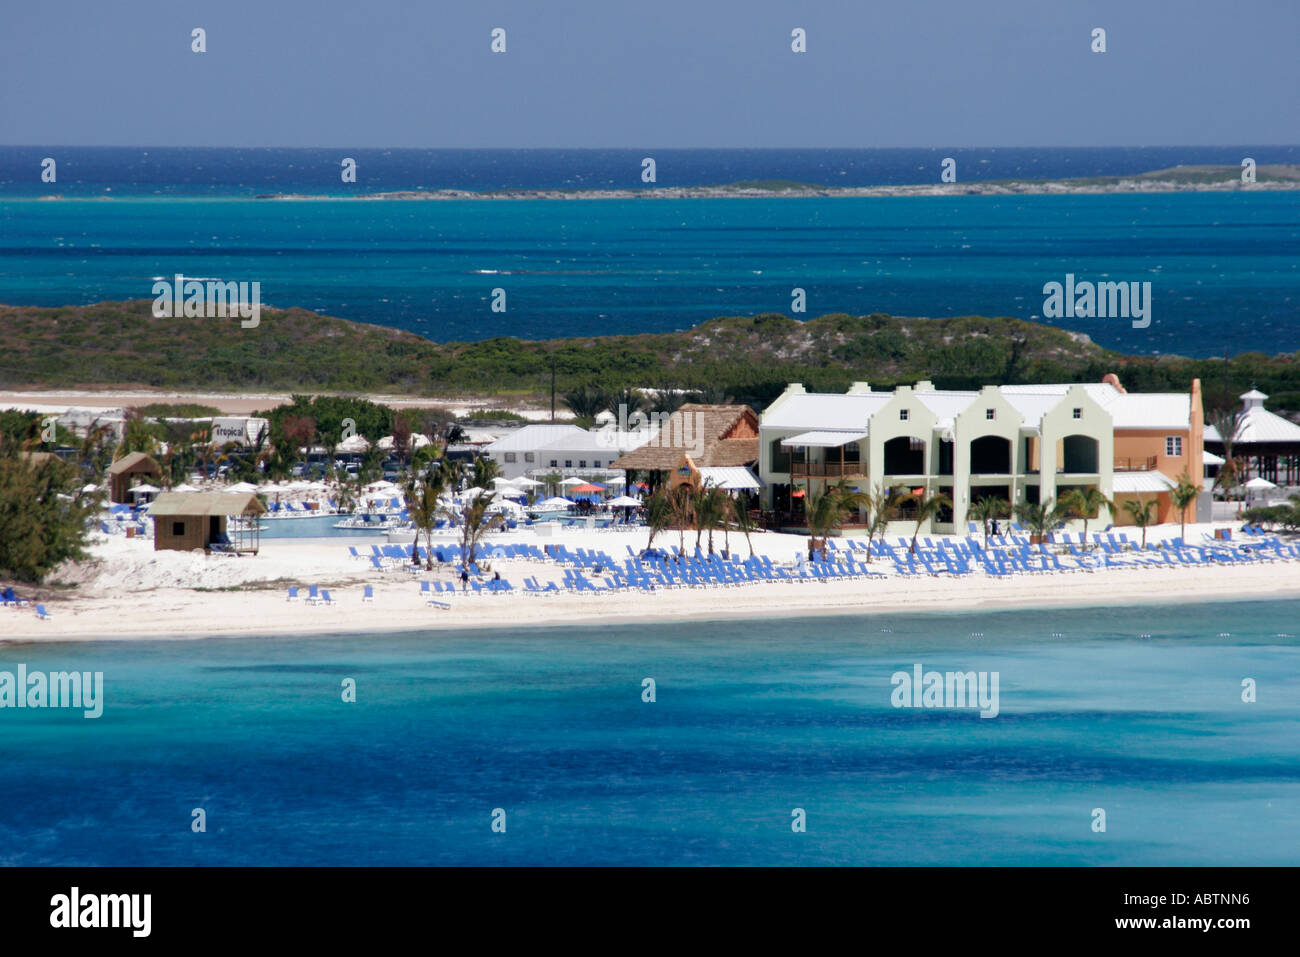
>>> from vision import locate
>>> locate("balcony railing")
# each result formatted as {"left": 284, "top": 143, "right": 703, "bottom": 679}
{"left": 790, "top": 461, "right": 865, "bottom": 477}
{"left": 1113, "top": 456, "right": 1158, "bottom": 472}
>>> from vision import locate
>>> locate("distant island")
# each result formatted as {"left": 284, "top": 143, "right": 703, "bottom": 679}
{"left": 246, "top": 165, "right": 1300, "bottom": 201}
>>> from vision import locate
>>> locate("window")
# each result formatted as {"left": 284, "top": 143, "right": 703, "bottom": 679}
{"left": 524, "top": 452, "right": 535, "bottom": 463}
{"left": 172, "top": 521, "right": 185, "bottom": 536}
{"left": 579, "top": 460, "right": 587, "bottom": 468}
{"left": 593, "top": 461, "right": 602, "bottom": 468}
{"left": 503, "top": 452, "right": 517, "bottom": 463}
{"left": 1072, "top": 408, "right": 1082, "bottom": 419}
{"left": 985, "top": 409, "right": 995, "bottom": 420}
{"left": 899, "top": 408, "right": 910, "bottom": 421}
{"left": 1166, "top": 436, "right": 1183, "bottom": 457}
{"left": 549, "top": 460, "right": 558, "bottom": 468}
{"left": 564, "top": 460, "right": 572, "bottom": 468}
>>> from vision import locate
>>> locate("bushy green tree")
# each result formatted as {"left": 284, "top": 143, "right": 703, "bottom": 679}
{"left": 0, "top": 440, "right": 101, "bottom": 582}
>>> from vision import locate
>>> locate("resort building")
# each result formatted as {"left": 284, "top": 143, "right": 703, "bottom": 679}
{"left": 611, "top": 404, "right": 761, "bottom": 490}
{"left": 484, "top": 424, "right": 647, "bottom": 481}
{"left": 758, "top": 376, "right": 1205, "bottom": 533}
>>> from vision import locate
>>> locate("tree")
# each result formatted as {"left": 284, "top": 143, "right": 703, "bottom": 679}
{"left": 406, "top": 469, "right": 450, "bottom": 570}
{"left": 1171, "top": 472, "right": 1200, "bottom": 544}
{"left": 1060, "top": 487, "right": 1111, "bottom": 549}
{"left": 643, "top": 488, "right": 672, "bottom": 553}
{"left": 458, "top": 490, "right": 505, "bottom": 573}
{"left": 731, "top": 494, "right": 758, "bottom": 558}
{"left": 861, "top": 485, "right": 902, "bottom": 562}
{"left": 116, "top": 410, "right": 161, "bottom": 459}
{"left": 804, "top": 482, "right": 868, "bottom": 558}
{"left": 1121, "top": 498, "right": 1157, "bottom": 549}
{"left": 472, "top": 455, "right": 502, "bottom": 488}
{"left": 0, "top": 439, "right": 102, "bottom": 582}
{"left": 1207, "top": 407, "right": 1245, "bottom": 501}
{"left": 667, "top": 484, "right": 695, "bottom": 557}
{"left": 1013, "top": 499, "right": 1070, "bottom": 552}
{"left": 694, "top": 485, "right": 730, "bottom": 555}
{"left": 969, "top": 495, "right": 1010, "bottom": 548}
{"left": 908, "top": 490, "right": 952, "bottom": 554}
{"left": 561, "top": 385, "right": 609, "bottom": 425}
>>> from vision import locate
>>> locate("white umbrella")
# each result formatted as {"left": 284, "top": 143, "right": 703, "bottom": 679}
{"left": 558, "top": 477, "right": 586, "bottom": 487}
{"left": 229, "top": 481, "right": 259, "bottom": 494}
{"left": 499, "top": 488, "right": 527, "bottom": 499}
{"left": 536, "top": 496, "right": 573, "bottom": 508}
{"left": 606, "top": 476, "right": 626, "bottom": 486}
{"left": 459, "top": 486, "right": 487, "bottom": 499}
{"left": 129, "top": 483, "right": 160, "bottom": 495}
{"left": 511, "top": 476, "right": 542, "bottom": 488}
{"left": 491, "top": 476, "right": 519, "bottom": 487}
{"left": 608, "top": 495, "right": 642, "bottom": 508}
{"left": 1243, "top": 477, "right": 1276, "bottom": 490}
{"left": 172, "top": 482, "right": 199, "bottom": 493}
{"left": 336, "top": 434, "right": 371, "bottom": 453}
{"left": 81, "top": 483, "right": 100, "bottom": 493}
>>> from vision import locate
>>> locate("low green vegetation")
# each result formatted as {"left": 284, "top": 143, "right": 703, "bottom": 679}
{"left": 1, "top": 300, "right": 1298, "bottom": 416}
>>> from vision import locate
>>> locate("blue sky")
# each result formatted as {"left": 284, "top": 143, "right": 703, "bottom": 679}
{"left": 2, "top": 0, "right": 1296, "bottom": 147}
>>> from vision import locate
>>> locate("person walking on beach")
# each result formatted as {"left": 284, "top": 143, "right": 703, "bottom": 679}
{"left": 460, "top": 569, "right": 469, "bottom": 592}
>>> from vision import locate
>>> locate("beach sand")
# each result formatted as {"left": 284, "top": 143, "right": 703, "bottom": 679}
{"left": 5, "top": 522, "right": 1297, "bottom": 642}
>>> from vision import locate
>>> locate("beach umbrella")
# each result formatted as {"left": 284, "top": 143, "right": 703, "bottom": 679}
{"left": 606, "top": 476, "right": 626, "bottom": 486}
{"left": 791, "top": 489, "right": 805, "bottom": 498}
{"left": 569, "top": 483, "right": 605, "bottom": 494}
{"left": 172, "top": 482, "right": 200, "bottom": 493}
{"left": 81, "top": 483, "right": 100, "bottom": 493}
{"left": 499, "top": 488, "right": 527, "bottom": 499}
{"left": 1243, "top": 477, "right": 1276, "bottom": 490}
{"left": 558, "top": 477, "right": 586, "bottom": 487}
{"left": 511, "top": 476, "right": 542, "bottom": 488}
{"left": 459, "top": 486, "right": 487, "bottom": 499}
{"left": 228, "top": 481, "right": 259, "bottom": 494}
{"left": 130, "top": 483, "right": 160, "bottom": 495}
{"left": 491, "top": 476, "right": 519, "bottom": 487}
{"left": 537, "top": 496, "right": 573, "bottom": 508}
{"left": 608, "top": 495, "right": 642, "bottom": 508}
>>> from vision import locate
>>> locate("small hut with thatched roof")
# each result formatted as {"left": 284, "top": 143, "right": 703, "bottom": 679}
{"left": 107, "top": 452, "right": 162, "bottom": 504}
{"left": 611, "top": 404, "right": 759, "bottom": 488}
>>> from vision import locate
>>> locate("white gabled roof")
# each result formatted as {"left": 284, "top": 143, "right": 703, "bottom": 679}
{"left": 485, "top": 424, "right": 586, "bottom": 453}
{"left": 914, "top": 391, "right": 977, "bottom": 427}
{"left": 762, "top": 392, "right": 889, "bottom": 430}
{"left": 1112, "top": 470, "right": 1179, "bottom": 494}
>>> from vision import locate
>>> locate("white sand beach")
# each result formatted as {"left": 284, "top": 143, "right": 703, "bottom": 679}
{"left": 5, "top": 522, "right": 1298, "bottom": 642}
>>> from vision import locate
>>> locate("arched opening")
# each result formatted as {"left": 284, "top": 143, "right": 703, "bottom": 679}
{"left": 970, "top": 435, "right": 1011, "bottom": 474}
{"left": 1062, "top": 434, "right": 1099, "bottom": 474}
{"left": 884, "top": 436, "right": 926, "bottom": 475}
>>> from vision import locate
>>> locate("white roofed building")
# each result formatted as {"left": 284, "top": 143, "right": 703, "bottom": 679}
{"left": 1204, "top": 388, "right": 1300, "bottom": 487}
{"left": 759, "top": 375, "right": 1206, "bottom": 533}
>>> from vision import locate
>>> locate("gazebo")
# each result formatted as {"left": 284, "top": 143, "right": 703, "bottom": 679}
{"left": 1205, "top": 389, "right": 1300, "bottom": 487}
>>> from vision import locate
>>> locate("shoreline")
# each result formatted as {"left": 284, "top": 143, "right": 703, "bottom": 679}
{"left": 6, "top": 525, "right": 1298, "bottom": 643}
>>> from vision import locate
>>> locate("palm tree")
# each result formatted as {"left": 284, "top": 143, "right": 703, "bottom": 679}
{"left": 471, "top": 455, "right": 502, "bottom": 488}
{"left": 667, "top": 484, "right": 695, "bottom": 557}
{"left": 731, "top": 494, "right": 758, "bottom": 558}
{"left": 1208, "top": 407, "right": 1246, "bottom": 502}
{"left": 804, "top": 482, "right": 867, "bottom": 559}
{"left": 406, "top": 470, "right": 450, "bottom": 570}
{"left": 860, "top": 485, "right": 901, "bottom": 562}
{"left": 561, "top": 385, "right": 610, "bottom": 425}
{"left": 908, "top": 490, "right": 951, "bottom": 554}
{"left": 643, "top": 488, "right": 672, "bottom": 553}
{"left": 1171, "top": 472, "right": 1200, "bottom": 544}
{"left": 691, "top": 486, "right": 724, "bottom": 554}
{"left": 1060, "top": 487, "right": 1111, "bottom": 549}
{"left": 1013, "top": 499, "right": 1069, "bottom": 552}
{"left": 969, "top": 496, "right": 1009, "bottom": 548}
{"left": 458, "top": 490, "right": 505, "bottom": 573}
{"left": 1121, "top": 498, "right": 1157, "bottom": 548}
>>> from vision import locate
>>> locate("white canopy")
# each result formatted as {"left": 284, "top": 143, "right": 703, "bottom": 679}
{"left": 172, "top": 482, "right": 200, "bottom": 493}
{"left": 698, "top": 466, "right": 763, "bottom": 491}
{"left": 511, "top": 476, "right": 542, "bottom": 488}
{"left": 607, "top": 495, "right": 642, "bottom": 507}
{"left": 1244, "top": 477, "right": 1277, "bottom": 490}
{"left": 129, "top": 483, "right": 160, "bottom": 495}
{"left": 780, "top": 430, "right": 869, "bottom": 448}
{"left": 228, "top": 481, "right": 259, "bottom": 494}
{"left": 336, "top": 434, "right": 371, "bottom": 453}
{"left": 606, "top": 476, "right": 626, "bottom": 486}
{"left": 536, "top": 496, "right": 573, "bottom": 508}
{"left": 491, "top": 476, "right": 518, "bottom": 487}
{"left": 558, "top": 477, "right": 586, "bottom": 487}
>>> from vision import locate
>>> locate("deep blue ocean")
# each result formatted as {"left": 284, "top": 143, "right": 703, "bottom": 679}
{"left": 1, "top": 147, "right": 1297, "bottom": 355}
{"left": 2, "top": 599, "right": 1297, "bottom": 866}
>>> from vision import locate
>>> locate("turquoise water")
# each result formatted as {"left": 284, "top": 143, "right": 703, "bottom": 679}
{"left": 3, "top": 192, "right": 1297, "bottom": 356}
{"left": 1, "top": 599, "right": 1297, "bottom": 866}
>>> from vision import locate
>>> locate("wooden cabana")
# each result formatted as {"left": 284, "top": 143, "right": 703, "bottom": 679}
{"left": 149, "top": 491, "right": 265, "bottom": 555}
{"left": 107, "top": 452, "right": 162, "bottom": 504}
